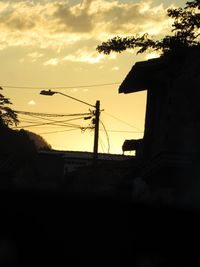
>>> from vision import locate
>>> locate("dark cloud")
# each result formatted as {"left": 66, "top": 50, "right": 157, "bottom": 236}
{"left": 5, "top": 16, "right": 36, "bottom": 30}
{"left": 0, "top": 3, "right": 36, "bottom": 31}
{"left": 53, "top": 2, "right": 93, "bottom": 33}
{"left": 0, "top": 0, "right": 170, "bottom": 51}
{"left": 94, "top": 2, "right": 168, "bottom": 33}
{"left": 0, "top": 0, "right": 169, "bottom": 34}
{"left": 52, "top": 0, "right": 168, "bottom": 35}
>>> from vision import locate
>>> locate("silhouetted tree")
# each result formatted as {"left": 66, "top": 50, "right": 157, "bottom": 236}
{"left": 0, "top": 87, "right": 19, "bottom": 128}
{"left": 97, "top": 0, "right": 200, "bottom": 58}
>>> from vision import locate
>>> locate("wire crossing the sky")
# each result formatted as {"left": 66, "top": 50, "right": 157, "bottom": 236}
{"left": 14, "top": 111, "right": 94, "bottom": 131}
{"left": 15, "top": 110, "right": 144, "bottom": 134}
{"left": 14, "top": 107, "right": 144, "bottom": 155}
{"left": 100, "top": 120, "right": 110, "bottom": 154}
{"left": 15, "top": 110, "right": 92, "bottom": 117}
{"left": 2, "top": 82, "right": 120, "bottom": 90}
{"left": 104, "top": 111, "right": 143, "bottom": 132}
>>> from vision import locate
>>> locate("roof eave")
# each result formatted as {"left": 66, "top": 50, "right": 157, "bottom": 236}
{"left": 119, "top": 57, "right": 166, "bottom": 94}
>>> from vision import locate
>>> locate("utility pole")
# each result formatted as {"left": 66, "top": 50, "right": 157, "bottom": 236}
{"left": 40, "top": 90, "right": 101, "bottom": 165}
{"left": 93, "top": 100, "right": 100, "bottom": 165}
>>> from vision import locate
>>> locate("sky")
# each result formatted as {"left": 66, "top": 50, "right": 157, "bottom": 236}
{"left": 0, "top": 0, "right": 187, "bottom": 154}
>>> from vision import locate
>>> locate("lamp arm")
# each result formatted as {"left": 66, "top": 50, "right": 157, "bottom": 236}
{"left": 56, "top": 92, "right": 95, "bottom": 108}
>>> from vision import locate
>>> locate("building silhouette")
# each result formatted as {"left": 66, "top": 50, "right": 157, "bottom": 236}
{"left": 119, "top": 47, "right": 200, "bottom": 187}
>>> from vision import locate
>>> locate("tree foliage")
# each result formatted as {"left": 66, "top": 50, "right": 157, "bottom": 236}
{"left": 0, "top": 87, "right": 19, "bottom": 127}
{"left": 97, "top": 0, "right": 200, "bottom": 57}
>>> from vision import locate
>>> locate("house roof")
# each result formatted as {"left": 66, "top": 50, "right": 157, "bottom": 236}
{"left": 39, "top": 150, "right": 133, "bottom": 161}
{"left": 119, "top": 57, "right": 167, "bottom": 94}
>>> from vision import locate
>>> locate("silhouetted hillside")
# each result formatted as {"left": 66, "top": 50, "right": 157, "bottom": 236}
{"left": 0, "top": 125, "right": 36, "bottom": 155}
{"left": 22, "top": 130, "right": 51, "bottom": 151}
{"left": 0, "top": 125, "right": 38, "bottom": 184}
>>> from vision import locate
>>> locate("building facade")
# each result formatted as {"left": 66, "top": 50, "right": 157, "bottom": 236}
{"left": 119, "top": 48, "right": 200, "bottom": 186}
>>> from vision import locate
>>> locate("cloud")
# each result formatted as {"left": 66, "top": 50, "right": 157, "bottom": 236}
{"left": 63, "top": 47, "right": 117, "bottom": 64}
{"left": 145, "top": 51, "right": 160, "bottom": 60}
{"left": 63, "top": 49, "right": 105, "bottom": 64}
{"left": 28, "top": 52, "right": 44, "bottom": 62}
{"left": 0, "top": 0, "right": 173, "bottom": 62}
{"left": 52, "top": 0, "right": 171, "bottom": 36}
{"left": 28, "top": 100, "right": 36, "bottom": 105}
{"left": 43, "top": 57, "right": 60, "bottom": 66}
{"left": 53, "top": 1, "right": 93, "bottom": 33}
{"left": 112, "top": 66, "right": 119, "bottom": 71}
{"left": 0, "top": 2, "right": 37, "bottom": 31}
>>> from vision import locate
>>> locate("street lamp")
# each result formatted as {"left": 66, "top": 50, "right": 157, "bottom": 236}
{"left": 40, "top": 90, "right": 100, "bottom": 164}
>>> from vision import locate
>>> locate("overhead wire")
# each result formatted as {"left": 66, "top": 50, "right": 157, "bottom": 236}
{"left": 99, "top": 136, "right": 106, "bottom": 153}
{"left": 17, "top": 113, "right": 143, "bottom": 134}
{"left": 5, "top": 80, "right": 145, "bottom": 153}
{"left": 15, "top": 111, "right": 94, "bottom": 133}
{"left": 15, "top": 110, "right": 92, "bottom": 117}
{"left": 99, "top": 129, "right": 143, "bottom": 133}
{"left": 17, "top": 127, "right": 141, "bottom": 135}
{"left": 21, "top": 113, "right": 88, "bottom": 124}
{"left": 104, "top": 111, "right": 143, "bottom": 132}
{"left": 16, "top": 117, "right": 57, "bottom": 127}
{"left": 100, "top": 120, "right": 110, "bottom": 154}
{"left": 13, "top": 119, "right": 83, "bottom": 129}
{"left": 38, "top": 128, "right": 80, "bottom": 135}
{"left": 16, "top": 118, "right": 41, "bottom": 124}
{"left": 14, "top": 103, "right": 144, "bottom": 151}
{"left": 13, "top": 88, "right": 144, "bottom": 134}
{"left": 15, "top": 111, "right": 92, "bottom": 128}
{"left": 2, "top": 82, "right": 120, "bottom": 90}
{"left": 6, "top": 80, "right": 144, "bottom": 132}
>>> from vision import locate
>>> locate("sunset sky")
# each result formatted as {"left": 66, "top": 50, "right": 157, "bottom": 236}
{"left": 1, "top": 0, "right": 186, "bottom": 154}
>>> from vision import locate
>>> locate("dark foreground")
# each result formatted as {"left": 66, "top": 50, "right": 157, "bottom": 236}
{"left": 0, "top": 184, "right": 200, "bottom": 266}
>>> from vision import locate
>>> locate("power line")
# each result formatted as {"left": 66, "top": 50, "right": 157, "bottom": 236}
{"left": 16, "top": 110, "right": 144, "bottom": 133}
{"left": 2, "top": 82, "right": 120, "bottom": 90}
{"left": 15, "top": 113, "right": 92, "bottom": 128}
{"left": 15, "top": 110, "right": 91, "bottom": 117}
{"left": 101, "top": 130, "right": 143, "bottom": 133}
{"left": 38, "top": 125, "right": 94, "bottom": 135}
{"left": 100, "top": 120, "right": 110, "bottom": 154}
{"left": 99, "top": 136, "right": 106, "bottom": 153}
{"left": 13, "top": 119, "right": 84, "bottom": 129}
{"left": 16, "top": 114, "right": 143, "bottom": 134}
{"left": 17, "top": 119, "right": 40, "bottom": 124}
{"left": 38, "top": 128, "right": 80, "bottom": 135}
{"left": 104, "top": 112, "right": 143, "bottom": 132}
{"left": 14, "top": 126, "right": 143, "bottom": 134}
{"left": 21, "top": 113, "right": 88, "bottom": 124}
